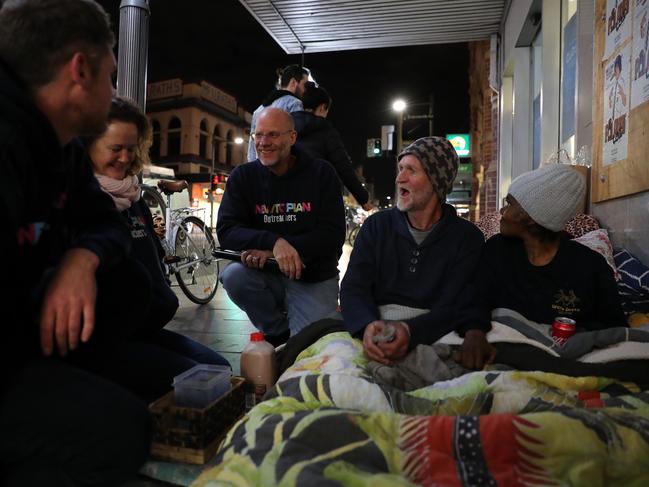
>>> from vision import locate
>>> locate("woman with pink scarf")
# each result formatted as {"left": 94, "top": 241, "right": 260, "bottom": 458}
{"left": 81, "top": 97, "right": 229, "bottom": 402}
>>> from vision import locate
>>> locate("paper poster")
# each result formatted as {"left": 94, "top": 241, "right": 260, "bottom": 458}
{"left": 605, "top": 0, "right": 631, "bottom": 61}
{"left": 632, "top": 0, "right": 649, "bottom": 108}
{"left": 603, "top": 45, "right": 631, "bottom": 165}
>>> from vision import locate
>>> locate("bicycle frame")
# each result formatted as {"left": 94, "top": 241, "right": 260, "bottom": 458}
{"left": 162, "top": 193, "right": 211, "bottom": 274}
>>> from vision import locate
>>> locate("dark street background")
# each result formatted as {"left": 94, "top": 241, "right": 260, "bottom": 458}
{"left": 97, "top": 0, "right": 470, "bottom": 195}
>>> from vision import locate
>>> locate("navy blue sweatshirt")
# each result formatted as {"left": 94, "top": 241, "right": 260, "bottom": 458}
{"left": 340, "top": 205, "right": 486, "bottom": 346}
{"left": 216, "top": 150, "right": 346, "bottom": 282}
{"left": 0, "top": 59, "right": 130, "bottom": 374}
{"left": 124, "top": 199, "right": 178, "bottom": 333}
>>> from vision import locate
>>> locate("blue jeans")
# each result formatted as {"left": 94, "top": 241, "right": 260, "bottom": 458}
{"left": 219, "top": 262, "right": 341, "bottom": 336}
{"left": 69, "top": 329, "right": 231, "bottom": 403}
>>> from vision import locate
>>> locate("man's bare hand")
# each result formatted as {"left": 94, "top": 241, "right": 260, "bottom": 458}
{"left": 377, "top": 321, "right": 410, "bottom": 363}
{"left": 272, "top": 238, "right": 304, "bottom": 280}
{"left": 363, "top": 320, "right": 390, "bottom": 364}
{"left": 40, "top": 248, "right": 99, "bottom": 357}
{"left": 363, "top": 320, "right": 410, "bottom": 365}
{"left": 241, "top": 249, "right": 274, "bottom": 269}
{"left": 454, "top": 329, "right": 496, "bottom": 370}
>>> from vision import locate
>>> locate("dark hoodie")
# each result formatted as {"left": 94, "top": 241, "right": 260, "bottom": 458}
{"left": 340, "top": 205, "right": 486, "bottom": 346}
{"left": 292, "top": 110, "right": 369, "bottom": 206}
{"left": 216, "top": 149, "right": 346, "bottom": 283}
{"left": 0, "top": 59, "right": 130, "bottom": 370}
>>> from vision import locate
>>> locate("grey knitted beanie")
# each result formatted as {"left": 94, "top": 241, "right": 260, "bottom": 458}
{"left": 508, "top": 164, "right": 586, "bottom": 232}
{"left": 398, "top": 136, "right": 459, "bottom": 202}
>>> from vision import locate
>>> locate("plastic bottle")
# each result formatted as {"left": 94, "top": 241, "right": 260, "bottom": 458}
{"left": 240, "top": 332, "right": 277, "bottom": 409}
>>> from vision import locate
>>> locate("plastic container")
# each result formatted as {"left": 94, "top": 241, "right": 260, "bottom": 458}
{"left": 240, "top": 332, "right": 277, "bottom": 409}
{"left": 173, "top": 364, "right": 232, "bottom": 408}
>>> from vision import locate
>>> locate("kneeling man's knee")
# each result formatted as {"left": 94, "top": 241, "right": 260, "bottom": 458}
{"left": 219, "top": 262, "right": 249, "bottom": 297}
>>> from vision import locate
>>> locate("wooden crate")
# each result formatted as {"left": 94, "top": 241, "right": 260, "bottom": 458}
{"left": 149, "top": 376, "right": 246, "bottom": 464}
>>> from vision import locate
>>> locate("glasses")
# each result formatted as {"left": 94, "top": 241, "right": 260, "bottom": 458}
{"left": 251, "top": 130, "right": 294, "bottom": 141}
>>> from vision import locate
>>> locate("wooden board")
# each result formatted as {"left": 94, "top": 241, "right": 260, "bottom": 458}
{"left": 592, "top": 0, "right": 649, "bottom": 202}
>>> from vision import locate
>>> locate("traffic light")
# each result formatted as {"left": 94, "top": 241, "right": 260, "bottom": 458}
{"left": 373, "top": 138, "right": 382, "bottom": 155}
{"left": 210, "top": 174, "right": 219, "bottom": 191}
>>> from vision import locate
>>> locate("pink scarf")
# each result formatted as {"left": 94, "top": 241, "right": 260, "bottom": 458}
{"left": 95, "top": 174, "right": 141, "bottom": 211}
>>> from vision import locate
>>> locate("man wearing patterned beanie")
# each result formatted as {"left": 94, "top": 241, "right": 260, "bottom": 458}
{"left": 341, "top": 136, "right": 492, "bottom": 369}
{"left": 464, "top": 164, "right": 626, "bottom": 345}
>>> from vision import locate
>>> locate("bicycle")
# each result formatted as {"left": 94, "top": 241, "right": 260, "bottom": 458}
{"left": 140, "top": 180, "right": 219, "bottom": 304}
{"left": 345, "top": 205, "right": 367, "bottom": 246}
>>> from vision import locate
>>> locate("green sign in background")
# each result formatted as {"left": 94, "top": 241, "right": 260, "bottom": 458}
{"left": 446, "top": 133, "right": 470, "bottom": 157}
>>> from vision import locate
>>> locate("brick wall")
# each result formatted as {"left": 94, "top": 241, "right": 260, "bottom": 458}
{"left": 468, "top": 41, "right": 499, "bottom": 222}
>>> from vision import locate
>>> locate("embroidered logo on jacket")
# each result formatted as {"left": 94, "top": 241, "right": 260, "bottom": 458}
{"left": 128, "top": 214, "right": 147, "bottom": 239}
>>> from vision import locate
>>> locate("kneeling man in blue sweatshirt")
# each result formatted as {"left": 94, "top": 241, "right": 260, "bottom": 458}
{"left": 340, "top": 136, "right": 493, "bottom": 369}
{"left": 217, "top": 107, "right": 345, "bottom": 342}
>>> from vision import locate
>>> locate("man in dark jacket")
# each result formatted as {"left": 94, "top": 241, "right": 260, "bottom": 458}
{"left": 292, "top": 82, "right": 372, "bottom": 209}
{"left": 247, "top": 64, "right": 309, "bottom": 161}
{"left": 218, "top": 107, "right": 346, "bottom": 342}
{"left": 340, "top": 137, "right": 493, "bottom": 369}
{"left": 0, "top": 1, "right": 150, "bottom": 485}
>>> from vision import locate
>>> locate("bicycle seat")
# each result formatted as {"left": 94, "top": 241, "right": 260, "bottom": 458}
{"left": 158, "top": 179, "right": 188, "bottom": 195}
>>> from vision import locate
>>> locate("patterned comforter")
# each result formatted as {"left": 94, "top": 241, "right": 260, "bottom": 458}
{"left": 192, "top": 332, "right": 649, "bottom": 486}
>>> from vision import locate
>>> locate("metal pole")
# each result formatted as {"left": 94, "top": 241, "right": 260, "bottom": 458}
{"left": 396, "top": 112, "right": 403, "bottom": 154}
{"left": 428, "top": 93, "right": 434, "bottom": 136}
{"left": 210, "top": 138, "right": 215, "bottom": 229}
{"left": 117, "top": 0, "right": 150, "bottom": 109}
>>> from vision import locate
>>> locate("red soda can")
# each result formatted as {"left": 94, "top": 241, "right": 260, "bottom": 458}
{"left": 551, "top": 317, "right": 577, "bottom": 346}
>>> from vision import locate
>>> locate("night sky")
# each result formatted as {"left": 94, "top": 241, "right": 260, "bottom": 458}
{"left": 97, "top": 0, "right": 470, "bottom": 197}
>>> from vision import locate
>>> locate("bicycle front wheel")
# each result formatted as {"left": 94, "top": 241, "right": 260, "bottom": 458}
{"left": 174, "top": 216, "right": 218, "bottom": 304}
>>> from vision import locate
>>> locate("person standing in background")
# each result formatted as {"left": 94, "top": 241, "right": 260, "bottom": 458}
{"left": 247, "top": 64, "right": 309, "bottom": 161}
{"left": 293, "top": 82, "right": 373, "bottom": 210}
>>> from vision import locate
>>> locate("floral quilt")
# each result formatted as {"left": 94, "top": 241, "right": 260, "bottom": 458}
{"left": 191, "top": 332, "right": 649, "bottom": 486}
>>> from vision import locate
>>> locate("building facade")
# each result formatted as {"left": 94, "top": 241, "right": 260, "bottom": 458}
{"left": 486, "top": 0, "right": 649, "bottom": 264}
{"left": 145, "top": 78, "right": 251, "bottom": 219}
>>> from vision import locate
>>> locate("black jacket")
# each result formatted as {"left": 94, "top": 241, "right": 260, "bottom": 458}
{"left": 473, "top": 234, "right": 627, "bottom": 330}
{"left": 0, "top": 59, "right": 130, "bottom": 374}
{"left": 292, "top": 111, "right": 369, "bottom": 206}
{"left": 123, "top": 198, "right": 178, "bottom": 334}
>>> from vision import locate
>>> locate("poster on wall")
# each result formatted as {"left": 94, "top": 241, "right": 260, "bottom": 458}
{"left": 632, "top": 0, "right": 649, "bottom": 108}
{"left": 605, "top": 0, "right": 631, "bottom": 61}
{"left": 603, "top": 44, "right": 631, "bottom": 165}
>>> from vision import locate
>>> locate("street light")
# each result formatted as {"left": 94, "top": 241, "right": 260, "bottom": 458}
{"left": 234, "top": 136, "right": 244, "bottom": 145}
{"left": 392, "top": 99, "right": 406, "bottom": 112}
{"left": 392, "top": 99, "right": 406, "bottom": 153}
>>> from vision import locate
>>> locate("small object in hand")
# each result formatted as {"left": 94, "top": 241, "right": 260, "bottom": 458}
{"left": 372, "top": 323, "right": 396, "bottom": 344}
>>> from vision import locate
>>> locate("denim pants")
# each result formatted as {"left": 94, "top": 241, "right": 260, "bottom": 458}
{"left": 69, "top": 329, "right": 231, "bottom": 404}
{"left": 219, "top": 262, "right": 341, "bottom": 336}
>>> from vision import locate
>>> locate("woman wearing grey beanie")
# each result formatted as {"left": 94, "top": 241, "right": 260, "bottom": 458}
{"left": 465, "top": 164, "right": 626, "bottom": 339}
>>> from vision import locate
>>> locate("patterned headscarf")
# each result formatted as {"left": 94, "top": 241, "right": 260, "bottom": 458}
{"left": 397, "top": 136, "right": 459, "bottom": 202}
